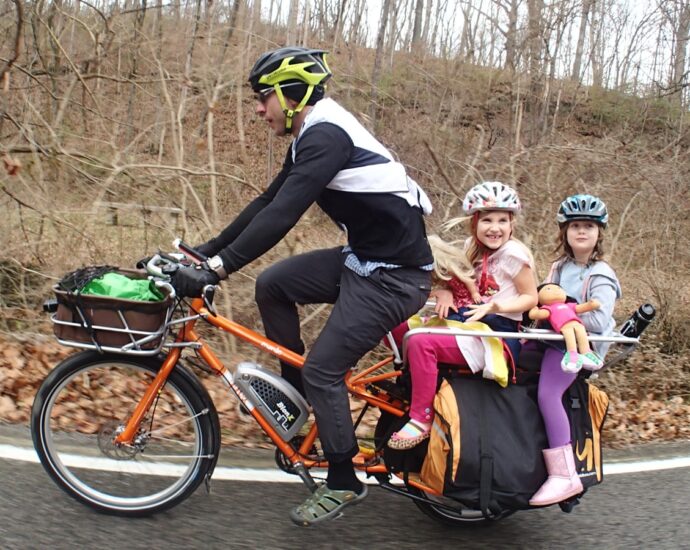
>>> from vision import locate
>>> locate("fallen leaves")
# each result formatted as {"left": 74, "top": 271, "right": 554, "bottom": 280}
{"left": 604, "top": 393, "right": 690, "bottom": 446}
{"left": 1, "top": 332, "right": 687, "bottom": 450}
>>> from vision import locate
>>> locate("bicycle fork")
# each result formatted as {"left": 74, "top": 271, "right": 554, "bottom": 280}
{"left": 114, "top": 347, "right": 183, "bottom": 445}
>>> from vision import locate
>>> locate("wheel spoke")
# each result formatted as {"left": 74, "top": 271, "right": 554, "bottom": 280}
{"left": 32, "top": 353, "right": 216, "bottom": 515}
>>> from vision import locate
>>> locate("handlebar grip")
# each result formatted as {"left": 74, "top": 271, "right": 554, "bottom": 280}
{"left": 173, "top": 238, "right": 208, "bottom": 264}
{"left": 146, "top": 255, "right": 166, "bottom": 278}
{"left": 155, "top": 279, "right": 177, "bottom": 298}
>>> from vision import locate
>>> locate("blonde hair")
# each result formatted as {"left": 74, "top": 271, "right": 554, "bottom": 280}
{"left": 441, "top": 212, "right": 536, "bottom": 272}
{"left": 427, "top": 234, "right": 474, "bottom": 282}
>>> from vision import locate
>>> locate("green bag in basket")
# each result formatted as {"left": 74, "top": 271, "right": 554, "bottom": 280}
{"left": 80, "top": 272, "right": 165, "bottom": 302}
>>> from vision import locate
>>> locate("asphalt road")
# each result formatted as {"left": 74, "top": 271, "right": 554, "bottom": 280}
{"left": 2, "top": 454, "right": 689, "bottom": 550}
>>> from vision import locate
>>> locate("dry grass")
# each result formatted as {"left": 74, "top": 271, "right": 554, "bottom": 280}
{"left": 1, "top": 20, "right": 689, "bottom": 445}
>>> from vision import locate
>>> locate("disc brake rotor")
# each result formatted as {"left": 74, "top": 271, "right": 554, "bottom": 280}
{"left": 97, "top": 421, "right": 145, "bottom": 459}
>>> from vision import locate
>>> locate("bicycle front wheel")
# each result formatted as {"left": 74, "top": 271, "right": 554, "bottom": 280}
{"left": 31, "top": 351, "right": 220, "bottom": 516}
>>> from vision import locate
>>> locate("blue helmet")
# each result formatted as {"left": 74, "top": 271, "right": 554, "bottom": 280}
{"left": 556, "top": 194, "right": 608, "bottom": 227}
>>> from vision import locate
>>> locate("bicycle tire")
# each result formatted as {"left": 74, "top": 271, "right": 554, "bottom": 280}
{"left": 31, "top": 351, "right": 220, "bottom": 517}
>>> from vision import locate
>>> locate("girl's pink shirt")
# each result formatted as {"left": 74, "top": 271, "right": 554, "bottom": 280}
{"left": 465, "top": 238, "right": 534, "bottom": 322}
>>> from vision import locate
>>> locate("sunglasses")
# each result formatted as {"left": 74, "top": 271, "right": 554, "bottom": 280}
{"left": 255, "top": 88, "right": 275, "bottom": 104}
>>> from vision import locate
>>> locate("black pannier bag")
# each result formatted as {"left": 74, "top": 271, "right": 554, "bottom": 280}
{"left": 420, "top": 375, "right": 608, "bottom": 516}
{"left": 566, "top": 377, "right": 609, "bottom": 489}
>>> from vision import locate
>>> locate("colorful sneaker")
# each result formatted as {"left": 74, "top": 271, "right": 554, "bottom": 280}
{"left": 561, "top": 351, "right": 583, "bottom": 374}
{"left": 581, "top": 351, "right": 604, "bottom": 371}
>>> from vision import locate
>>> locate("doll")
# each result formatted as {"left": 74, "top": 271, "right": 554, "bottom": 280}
{"left": 528, "top": 283, "right": 604, "bottom": 373}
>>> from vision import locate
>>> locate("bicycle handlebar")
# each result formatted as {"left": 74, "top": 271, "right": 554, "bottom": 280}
{"left": 172, "top": 238, "right": 207, "bottom": 264}
{"left": 145, "top": 253, "right": 218, "bottom": 306}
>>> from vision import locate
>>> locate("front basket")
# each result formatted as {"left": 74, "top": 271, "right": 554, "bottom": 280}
{"left": 51, "top": 268, "right": 174, "bottom": 355}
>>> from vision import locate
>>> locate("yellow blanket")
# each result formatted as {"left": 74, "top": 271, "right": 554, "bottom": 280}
{"left": 406, "top": 315, "right": 509, "bottom": 387}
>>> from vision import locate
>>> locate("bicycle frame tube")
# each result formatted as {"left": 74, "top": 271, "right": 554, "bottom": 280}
{"left": 113, "top": 298, "right": 408, "bottom": 471}
{"left": 202, "top": 309, "right": 305, "bottom": 368}
{"left": 113, "top": 298, "right": 307, "bottom": 447}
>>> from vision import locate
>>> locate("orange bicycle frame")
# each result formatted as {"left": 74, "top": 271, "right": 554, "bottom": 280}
{"left": 114, "top": 296, "right": 441, "bottom": 494}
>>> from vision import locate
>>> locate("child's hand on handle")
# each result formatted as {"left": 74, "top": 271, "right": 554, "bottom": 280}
{"left": 431, "top": 288, "right": 457, "bottom": 320}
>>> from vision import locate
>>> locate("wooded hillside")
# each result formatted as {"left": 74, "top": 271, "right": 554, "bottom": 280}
{"left": 0, "top": 1, "right": 689, "bottom": 440}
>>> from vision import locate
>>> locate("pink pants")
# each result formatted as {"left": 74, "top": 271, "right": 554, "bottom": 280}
{"left": 389, "top": 322, "right": 467, "bottom": 424}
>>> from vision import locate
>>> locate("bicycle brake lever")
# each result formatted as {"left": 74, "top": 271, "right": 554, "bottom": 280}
{"left": 173, "top": 238, "right": 208, "bottom": 264}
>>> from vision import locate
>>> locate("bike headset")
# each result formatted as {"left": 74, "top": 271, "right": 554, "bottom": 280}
{"left": 248, "top": 47, "right": 332, "bottom": 135}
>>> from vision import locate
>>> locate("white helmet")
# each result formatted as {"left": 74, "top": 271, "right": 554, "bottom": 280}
{"left": 462, "top": 182, "right": 521, "bottom": 215}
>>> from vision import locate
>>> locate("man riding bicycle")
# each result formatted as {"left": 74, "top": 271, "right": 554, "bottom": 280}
{"left": 172, "top": 46, "right": 433, "bottom": 526}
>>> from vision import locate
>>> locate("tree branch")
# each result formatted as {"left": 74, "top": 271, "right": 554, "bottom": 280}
{"left": 0, "top": 0, "right": 23, "bottom": 86}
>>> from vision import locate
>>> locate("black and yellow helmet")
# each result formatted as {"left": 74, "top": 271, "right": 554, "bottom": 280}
{"left": 248, "top": 47, "right": 332, "bottom": 133}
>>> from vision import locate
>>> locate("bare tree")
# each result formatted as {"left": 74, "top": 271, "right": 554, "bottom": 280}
{"left": 331, "top": 0, "right": 348, "bottom": 49}
{"left": 370, "top": 0, "right": 393, "bottom": 124}
{"left": 0, "top": 0, "right": 23, "bottom": 90}
{"left": 571, "top": 0, "right": 594, "bottom": 81}
{"left": 287, "top": 0, "right": 300, "bottom": 44}
{"left": 527, "top": 0, "right": 544, "bottom": 92}
{"left": 589, "top": 0, "right": 606, "bottom": 87}
{"left": 504, "top": 0, "right": 520, "bottom": 72}
{"left": 411, "top": 0, "right": 424, "bottom": 51}
{"left": 125, "top": 0, "right": 148, "bottom": 143}
{"left": 660, "top": 0, "right": 690, "bottom": 105}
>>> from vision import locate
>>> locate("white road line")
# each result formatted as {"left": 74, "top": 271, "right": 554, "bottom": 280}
{"left": 1, "top": 444, "right": 689, "bottom": 483}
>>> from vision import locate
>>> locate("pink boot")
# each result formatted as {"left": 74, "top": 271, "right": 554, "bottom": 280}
{"left": 529, "top": 444, "right": 583, "bottom": 506}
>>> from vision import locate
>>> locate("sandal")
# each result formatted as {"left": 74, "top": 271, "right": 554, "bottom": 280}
{"left": 387, "top": 419, "right": 431, "bottom": 450}
{"left": 289, "top": 483, "right": 368, "bottom": 527}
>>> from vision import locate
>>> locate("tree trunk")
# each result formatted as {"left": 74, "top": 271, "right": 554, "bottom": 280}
{"left": 125, "top": 0, "right": 147, "bottom": 143}
{"left": 422, "top": 0, "right": 433, "bottom": 49}
{"left": 411, "top": 0, "right": 424, "bottom": 51}
{"left": 504, "top": 0, "right": 519, "bottom": 72}
{"left": 370, "top": 0, "right": 393, "bottom": 125}
{"left": 331, "top": 0, "right": 348, "bottom": 49}
{"left": 672, "top": 2, "right": 690, "bottom": 106}
{"left": 590, "top": 0, "right": 605, "bottom": 87}
{"left": 286, "top": 0, "right": 299, "bottom": 44}
{"left": 526, "top": 0, "right": 544, "bottom": 144}
{"left": 571, "top": 0, "right": 593, "bottom": 81}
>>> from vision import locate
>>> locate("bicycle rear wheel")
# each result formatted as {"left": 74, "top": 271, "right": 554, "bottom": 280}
{"left": 411, "top": 487, "right": 514, "bottom": 525}
{"left": 31, "top": 351, "right": 220, "bottom": 516}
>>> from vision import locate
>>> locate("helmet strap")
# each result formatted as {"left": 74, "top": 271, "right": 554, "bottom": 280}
{"left": 274, "top": 83, "right": 315, "bottom": 135}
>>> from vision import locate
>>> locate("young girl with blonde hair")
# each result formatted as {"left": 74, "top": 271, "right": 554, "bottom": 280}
{"left": 388, "top": 182, "right": 538, "bottom": 449}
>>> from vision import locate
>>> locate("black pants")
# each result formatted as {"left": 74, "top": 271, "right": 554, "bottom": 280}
{"left": 255, "top": 247, "right": 431, "bottom": 462}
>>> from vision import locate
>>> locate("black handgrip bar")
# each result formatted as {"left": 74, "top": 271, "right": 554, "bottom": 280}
{"left": 172, "top": 238, "right": 208, "bottom": 264}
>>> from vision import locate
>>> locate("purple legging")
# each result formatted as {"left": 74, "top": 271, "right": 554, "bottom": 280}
{"left": 538, "top": 347, "right": 577, "bottom": 447}
{"left": 389, "top": 322, "right": 467, "bottom": 424}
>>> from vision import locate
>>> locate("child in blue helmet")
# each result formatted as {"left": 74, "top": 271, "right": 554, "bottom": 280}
{"left": 529, "top": 194, "right": 621, "bottom": 506}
